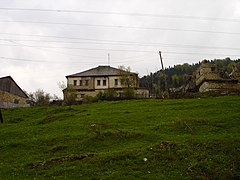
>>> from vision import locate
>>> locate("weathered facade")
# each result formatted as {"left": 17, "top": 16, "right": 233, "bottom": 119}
{"left": 195, "top": 61, "right": 240, "bottom": 93}
{"left": 64, "top": 66, "right": 149, "bottom": 100}
{"left": 0, "top": 76, "right": 29, "bottom": 108}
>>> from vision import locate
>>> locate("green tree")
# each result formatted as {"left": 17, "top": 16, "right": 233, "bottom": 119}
{"left": 118, "top": 66, "right": 137, "bottom": 99}
{"left": 58, "top": 81, "right": 77, "bottom": 105}
{"left": 63, "top": 85, "right": 77, "bottom": 105}
{"left": 172, "top": 74, "right": 180, "bottom": 87}
{"left": 118, "top": 66, "right": 138, "bottom": 88}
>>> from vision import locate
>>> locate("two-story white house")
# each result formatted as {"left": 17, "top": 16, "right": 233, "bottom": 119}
{"left": 64, "top": 66, "right": 149, "bottom": 101}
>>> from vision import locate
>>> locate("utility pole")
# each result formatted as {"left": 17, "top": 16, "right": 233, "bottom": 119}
{"left": 159, "top": 51, "right": 164, "bottom": 70}
{"left": 159, "top": 51, "right": 168, "bottom": 96}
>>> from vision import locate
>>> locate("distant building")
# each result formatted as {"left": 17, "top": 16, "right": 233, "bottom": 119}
{"left": 0, "top": 76, "right": 29, "bottom": 108}
{"left": 64, "top": 66, "right": 149, "bottom": 101}
{"left": 195, "top": 61, "right": 240, "bottom": 93}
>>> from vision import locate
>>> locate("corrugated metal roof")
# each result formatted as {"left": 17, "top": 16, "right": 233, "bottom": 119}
{"left": 0, "top": 76, "right": 28, "bottom": 98}
{"left": 66, "top": 66, "right": 137, "bottom": 77}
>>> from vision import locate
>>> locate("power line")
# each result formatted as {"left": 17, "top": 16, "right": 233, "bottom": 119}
{"left": 0, "top": 32, "right": 94, "bottom": 40}
{"left": 3, "top": 32, "right": 237, "bottom": 49}
{"left": 0, "top": 56, "right": 105, "bottom": 64}
{"left": 164, "top": 51, "right": 239, "bottom": 57}
{"left": 4, "top": 39, "right": 106, "bottom": 59}
{"left": 0, "top": 56, "right": 53, "bottom": 63}
{"left": 1, "top": 38, "right": 240, "bottom": 51}
{"left": 0, "top": 20, "right": 239, "bottom": 35}
{"left": 0, "top": 43, "right": 239, "bottom": 56}
{"left": 0, "top": 55, "right": 148, "bottom": 66}
{"left": 0, "top": 7, "right": 239, "bottom": 23}
{"left": 1, "top": 38, "right": 154, "bottom": 64}
{"left": 0, "top": 33, "right": 239, "bottom": 58}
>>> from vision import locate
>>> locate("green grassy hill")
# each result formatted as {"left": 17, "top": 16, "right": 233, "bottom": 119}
{"left": 1, "top": 96, "right": 240, "bottom": 179}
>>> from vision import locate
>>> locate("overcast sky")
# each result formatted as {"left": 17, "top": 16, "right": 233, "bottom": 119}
{"left": 0, "top": 0, "right": 239, "bottom": 98}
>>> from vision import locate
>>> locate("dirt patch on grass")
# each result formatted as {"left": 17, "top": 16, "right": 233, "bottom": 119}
{"left": 159, "top": 141, "right": 176, "bottom": 149}
{"left": 9, "top": 117, "right": 24, "bottom": 123}
{"left": 49, "top": 146, "right": 67, "bottom": 153}
{"left": 29, "top": 154, "right": 95, "bottom": 169}
{"left": 152, "top": 141, "right": 176, "bottom": 152}
{"left": 89, "top": 123, "right": 143, "bottom": 141}
{"left": 38, "top": 114, "right": 74, "bottom": 124}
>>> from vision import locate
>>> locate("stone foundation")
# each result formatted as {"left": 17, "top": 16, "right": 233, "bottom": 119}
{"left": 0, "top": 90, "right": 28, "bottom": 108}
{"left": 199, "top": 81, "right": 240, "bottom": 92}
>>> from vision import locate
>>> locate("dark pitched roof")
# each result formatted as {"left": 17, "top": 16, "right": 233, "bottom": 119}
{"left": 66, "top": 66, "right": 137, "bottom": 77}
{"left": 0, "top": 76, "right": 28, "bottom": 98}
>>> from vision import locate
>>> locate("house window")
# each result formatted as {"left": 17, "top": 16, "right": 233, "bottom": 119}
{"left": 97, "top": 80, "right": 101, "bottom": 86}
{"left": 103, "top": 80, "right": 107, "bottom": 86}
{"left": 85, "top": 80, "right": 89, "bottom": 86}
{"left": 211, "top": 67, "right": 216, "bottom": 72}
{"left": 115, "top": 79, "right": 118, "bottom": 86}
{"left": 73, "top": 80, "right": 77, "bottom": 86}
{"left": 80, "top": 94, "right": 85, "bottom": 98}
{"left": 79, "top": 80, "right": 83, "bottom": 86}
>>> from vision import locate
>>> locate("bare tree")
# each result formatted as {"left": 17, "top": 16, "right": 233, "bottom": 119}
{"left": 58, "top": 81, "right": 77, "bottom": 105}
{"left": 27, "top": 89, "right": 51, "bottom": 106}
{"left": 57, "top": 81, "right": 67, "bottom": 90}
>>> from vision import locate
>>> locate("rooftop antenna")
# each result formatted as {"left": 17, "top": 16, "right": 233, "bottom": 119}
{"left": 108, "top": 53, "right": 110, "bottom": 66}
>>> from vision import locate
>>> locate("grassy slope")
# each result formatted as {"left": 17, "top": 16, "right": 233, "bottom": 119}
{"left": 0, "top": 96, "right": 240, "bottom": 179}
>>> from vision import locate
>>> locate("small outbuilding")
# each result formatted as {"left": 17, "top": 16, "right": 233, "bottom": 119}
{"left": 0, "top": 76, "right": 29, "bottom": 108}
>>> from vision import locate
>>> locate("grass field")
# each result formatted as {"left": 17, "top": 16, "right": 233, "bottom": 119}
{"left": 0, "top": 96, "right": 240, "bottom": 179}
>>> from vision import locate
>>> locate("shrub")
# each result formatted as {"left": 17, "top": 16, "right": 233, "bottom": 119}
{"left": 96, "top": 89, "right": 118, "bottom": 101}
{"left": 122, "top": 88, "right": 135, "bottom": 99}
{"left": 82, "top": 95, "right": 98, "bottom": 104}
